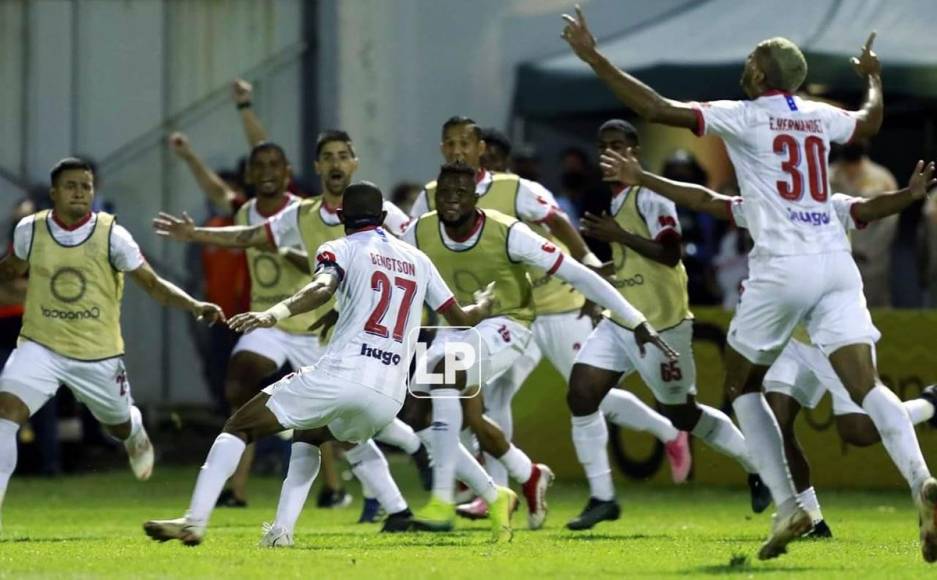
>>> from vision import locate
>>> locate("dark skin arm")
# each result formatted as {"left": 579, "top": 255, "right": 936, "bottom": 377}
{"left": 0, "top": 254, "right": 29, "bottom": 282}
{"left": 153, "top": 211, "right": 276, "bottom": 251}
{"left": 542, "top": 212, "right": 590, "bottom": 260}
{"left": 439, "top": 282, "right": 496, "bottom": 328}
{"left": 129, "top": 262, "right": 225, "bottom": 324}
{"left": 580, "top": 210, "right": 682, "bottom": 267}
{"left": 851, "top": 161, "right": 936, "bottom": 223}
{"left": 850, "top": 33, "right": 884, "bottom": 140}
{"left": 229, "top": 270, "right": 339, "bottom": 333}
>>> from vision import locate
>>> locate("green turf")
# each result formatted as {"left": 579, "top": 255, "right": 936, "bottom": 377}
{"left": 0, "top": 461, "right": 933, "bottom": 579}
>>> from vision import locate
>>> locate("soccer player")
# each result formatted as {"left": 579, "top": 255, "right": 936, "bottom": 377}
{"left": 563, "top": 119, "right": 768, "bottom": 531}
{"left": 143, "top": 182, "right": 505, "bottom": 545}
{"left": 0, "top": 158, "right": 225, "bottom": 531}
{"left": 404, "top": 162, "right": 678, "bottom": 533}
{"left": 414, "top": 117, "right": 690, "bottom": 522}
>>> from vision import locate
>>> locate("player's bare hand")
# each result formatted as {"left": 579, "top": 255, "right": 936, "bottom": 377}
{"left": 577, "top": 299, "right": 604, "bottom": 327}
{"left": 600, "top": 148, "right": 643, "bottom": 185}
{"left": 581, "top": 211, "right": 625, "bottom": 243}
{"left": 851, "top": 32, "right": 880, "bottom": 77}
{"left": 229, "top": 311, "right": 276, "bottom": 334}
{"left": 232, "top": 78, "right": 253, "bottom": 105}
{"left": 308, "top": 308, "right": 339, "bottom": 339}
{"left": 473, "top": 281, "right": 499, "bottom": 316}
{"left": 168, "top": 132, "right": 192, "bottom": 158}
{"left": 908, "top": 160, "right": 937, "bottom": 200}
{"left": 193, "top": 301, "right": 225, "bottom": 326}
{"left": 561, "top": 5, "right": 598, "bottom": 63}
{"left": 634, "top": 322, "right": 678, "bottom": 361}
{"left": 153, "top": 212, "right": 196, "bottom": 241}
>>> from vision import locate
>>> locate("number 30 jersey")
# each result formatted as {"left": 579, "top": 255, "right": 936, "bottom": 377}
{"left": 311, "top": 227, "right": 455, "bottom": 403}
{"left": 693, "top": 92, "right": 858, "bottom": 258}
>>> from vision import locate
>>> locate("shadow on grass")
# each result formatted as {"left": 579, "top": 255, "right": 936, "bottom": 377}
{"left": 561, "top": 532, "right": 673, "bottom": 542}
{"left": 0, "top": 535, "right": 108, "bottom": 544}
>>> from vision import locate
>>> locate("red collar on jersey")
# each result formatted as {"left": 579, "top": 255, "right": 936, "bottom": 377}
{"left": 256, "top": 193, "right": 293, "bottom": 218}
{"left": 610, "top": 183, "right": 627, "bottom": 197}
{"left": 475, "top": 169, "right": 487, "bottom": 184}
{"left": 447, "top": 209, "right": 485, "bottom": 243}
{"left": 51, "top": 211, "right": 92, "bottom": 231}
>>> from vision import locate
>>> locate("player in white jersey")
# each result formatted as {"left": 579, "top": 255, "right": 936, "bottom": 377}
{"left": 602, "top": 140, "right": 937, "bottom": 558}
{"left": 143, "top": 182, "right": 513, "bottom": 546}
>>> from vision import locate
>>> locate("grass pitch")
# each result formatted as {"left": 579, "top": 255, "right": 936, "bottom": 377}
{"left": 0, "top": 462, "right": 932, "bottom": 579}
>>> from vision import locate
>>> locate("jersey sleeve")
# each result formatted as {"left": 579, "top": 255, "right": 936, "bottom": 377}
{"left": 506, "top": 221, "right": 564, "bottom": 274}
{"left": 381, "top": 200, "right": 413, "bottom": 237}
{"left": 313, "top": 240, "right": 347, "bottom": 281}
{"left": 814, "top": 102, "right": 859, "bottom": 144}
{"left": 830, "top": 193, "right": 867, "bottom": 231}
{"left": 12, "top": 216, "right": 35, "bottom": 260}
{"left": 691, "top": 100, "right": 749, "bottom": 138}
{"left": 516, "top": 179, "right": 560, "bottom": 223}
{"left": 265, "top": 203, "right": 302, "bottom": 249}
{"left": 636, "top": 189, "right": 682, "bottom": 240}
{"left": 110, "top": 224, "right": 146, "bottom": 272}
{"left": 399, "top": 219, "right": 418, "bottom": 247}
{"left": 409, "top": 190, "right": 430, "bottom": 218}
{"left": 726, "top": 196, "right": 748, "bottom": 228}
{"left": 421, "top": 255, "right": 456, "bottom": 312}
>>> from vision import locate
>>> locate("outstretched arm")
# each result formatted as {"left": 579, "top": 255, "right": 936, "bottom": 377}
{"left": 851, "top": 161, "right": 936, "bottom": 223}
{"left": 130, "top": 262, "right": 224, "bottom": 324}
{"left": 228, "top": 270, "right": 339, "bottom": 333}
{"left": 153, "top": 211, "right": 275, "bottom": 250}
{"left": 439, "top": 282, "right": 496, "bottom": 328}
{"left": 561, "top": 6, "right": 697, "bottom": 130}
{"left": 232, "top": 79, "right": 268, "bottom": 147}
{"left": 0, "top": 253, "right": 28, "bottom": 282}
{"left": 168, "top": 132, "right": 238, "bottom": 215}
{"left": 850, "top": 33, "right": 884, "bottom": 140}
{"left": 600, "top": 149, "right": 733, "bottom": 220}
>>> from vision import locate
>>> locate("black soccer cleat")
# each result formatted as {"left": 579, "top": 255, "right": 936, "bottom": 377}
{"left": 380, "top": 508, "right": 414, "bottom": 533}
{"left": 748, "top": 474, "right": 772, "bottom": 514}
{"left": 802, "top": 519, "right": 833, "bottom": 539}
{"left": 566, "top": 497, "right": 621, "bottom": 531}
{"left": 358, "top": 498, "right": 385, "bottom": 523}
{"left": 216, "top": 488, "right": 247, "bottom": 508}
{"left": 918, "top": 385, "right": 937, "bottom": 428}
{"left": 411, "top": 444, "right": 433, "bottom": 491}
{"left": 317, "top": 488, "right": 353, "bottom": 509}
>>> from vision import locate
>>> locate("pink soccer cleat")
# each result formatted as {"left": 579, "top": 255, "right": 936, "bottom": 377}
{"left": 665, "top": 432, "right": 692, "bottom": 484}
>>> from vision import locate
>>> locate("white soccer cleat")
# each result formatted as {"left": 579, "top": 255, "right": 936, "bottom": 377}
{"left": 522, "top": 463, "right": 555, "bottom": 530}
{"left": 259, "top": 522, "right": 294, "bottom": 548}
{"left": 124, "top": 409, "right": 154, "bottom": 481}
{"left": 757, "top": 507, "right": 812, "bottom": 560}
{"left": 916, "top": 477, "right": 937, "bottom": 563}
{"left": 143, "top": 517, "right": 205, "bottom": 546}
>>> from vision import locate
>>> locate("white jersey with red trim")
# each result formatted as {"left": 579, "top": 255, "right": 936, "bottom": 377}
{"left": 694, "top": 92, "right": 858, "bottom": 258}
{"left": 730, "top": 192, "right": 867, "bottom": 234}
{"left": 409, "top": 170, "right": 560, "bottom": 223}
{"left": 312, "top": 227, "right": 454, "bottom": 402}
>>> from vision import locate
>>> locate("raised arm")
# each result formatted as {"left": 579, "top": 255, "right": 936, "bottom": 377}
{"left": 600, "top": 149, "right": 733, "bottom": 220}
{"left": 228, "top": 270, "right": 339, "bottom": 334}
{"left": 232, "top": 79, "right": 268, "bottom": 148}
{"left": 561, "top": 6, "right": 697, "bottom": 130}
{"left": 153, "top": 211, "right": 275, "bottom": 250}
{"left": 168, "top": 132, "right": 238, "bottom": 215}
{"left": 851, "top": 161, "right": 936, "bottom": 223}
{"left": 850, "top": 33, "right": 884, "bottom": 141}
{"left": 129, "top": 262, "right": 224, "bottom": 324}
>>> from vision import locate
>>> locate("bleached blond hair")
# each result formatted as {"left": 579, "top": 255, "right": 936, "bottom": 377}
{"left": 756, "top": 37, "right": 808, "bottom": 91}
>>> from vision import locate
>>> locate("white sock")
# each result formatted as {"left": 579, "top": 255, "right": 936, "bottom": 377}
{"left": 273, "top": 442, "right": 320, "bottom": 533}
{"left": 483, "top": 452, "right": 509, "bottom": 487}
{"left": 0, "top": 418, "right": 19, "bottom": 516}
{"left": 732, "top": 393, "right": 796, "bottom": 509}
{"left": 185, "top": 433, "right": 246, "bottom": 525}
{"left": 347, "top": 440, "right": 407, "bottom": 514}
{"left": 456, "top": 444, "right": 498, "bottom": 504}
{"left": 375, "top": 419, "right": 421, "bottom": 455}
{"left": 863, "top": 385, "right": 931, "bottom": 492}
{"left": 499, "top": 444, "right": 534, "bottom": 484}
{"left": 485, "top": 378, "right": 515, "bottom": 440}
{"left": 904, "top": 399, "right": 935, "bottom": 426}
{"left": 796, "top": 486, "right": 823, "bottom": 525}
{"left": 128, "top": 405, "right": 144, "bottom": 438}
{"left": 571, "top": 412, "right": 614, "bottom": 501}
{"left": 430, "top": 389, "right": 461, "bottom": 503}
{"left": 692, "top": 404, "right": 757, "bottom": 473}
{"left": 460, "top": 428, "right": 479, "bottom": 457}
{"left": 600, "top": 389, "right": 679, "bottom": 443}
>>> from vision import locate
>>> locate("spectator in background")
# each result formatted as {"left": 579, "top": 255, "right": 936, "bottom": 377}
{"left": 830, "top": 141, "right": 899, "bottom": 306}
{"left": 558, "top": 147, "right": 596, "bottom": 225}
{"left": 479, "top": 127, "right": 512, "bottom": 173}
{"left": 661, "top": 150, "right": 721, "bottom": 305}
{"left": 511, "top": 143, "right": 541, "bottom": 182}
{"left": 923, "top": 195, "right": 937, "bottom": 307}
{"left": 390, "top": 181, "right": 422, "bottom": 216}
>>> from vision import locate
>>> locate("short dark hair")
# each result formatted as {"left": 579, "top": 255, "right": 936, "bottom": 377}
{"left": 480, "top": 127, "right": 512, "bottom": 156}
{"left": 249, "top": 142, "right": 289, "bottom": 165}
{"left": 341, "top": 181, "right": 384, "bottom": 228}
{"left": 441, "top": 116, "right": 482, "bottom": 140}
{"left": 316, "top": 130, "right": 356, "bottom": 159}
{"left": 50, "top": 157, "right": 94, "bottom": 186}
{"left": 598, "top": 119, "right": 640, "bottom": 146}
{"left": 437, "top": 161, "right": 476, "bottom": 183}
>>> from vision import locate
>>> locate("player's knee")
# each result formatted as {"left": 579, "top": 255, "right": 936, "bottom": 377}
{"left": 224, "top": 378, "right": 256, "bottom": 410}
{"left": 0, "top": 393, "right": 29, "bottom": 425}
{"left": 659, "top": 404, "right": 700, "bottom": 431}
{"left": 836, "top": 415, "right": 880, "bottom": 447}
{"left": 566, "top": 381, "right": 601, "bottom": 416}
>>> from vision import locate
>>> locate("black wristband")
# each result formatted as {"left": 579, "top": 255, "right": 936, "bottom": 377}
{"left": 236, "top": 101, "right": 252, "bottom": 110}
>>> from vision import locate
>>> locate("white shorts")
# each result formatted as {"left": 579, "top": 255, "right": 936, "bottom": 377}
{"left": 764, "top": 339, "right": 866, "bottom": 416}
{"left": 232, "top": 327, "right": 323, "bottom": 370}
{"left": 730, "top": 252, "right": 880, "bottom": 366}
{"left": 0, "top": 340, "right": 132, "bottom": 425}
{"left": 575, "top": 318, "right": 697, "bottom": 405}
{"left": 534, "top": 311, "right": 596, "bottom": 381}
{"left": 263, "top": 367, "right": 402, "bottom": 443}
{"left": 409, "top": 317, "right": 532, "bottom": 395}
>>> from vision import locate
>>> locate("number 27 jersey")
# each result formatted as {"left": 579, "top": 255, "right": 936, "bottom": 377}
{"left": 312, "top": 227, "right": 455, "bottom": 403}
{"left": 694, "top": 92, "right": 858, "bottom": 258}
